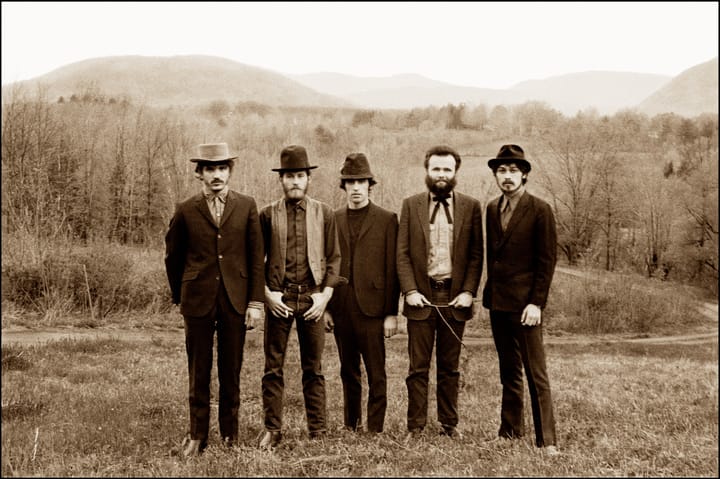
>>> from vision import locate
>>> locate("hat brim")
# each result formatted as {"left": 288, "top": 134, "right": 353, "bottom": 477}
{"left": 487, "top": 158, "right": 531, "bottom": 172}
{"left": 340, "top": 174, "right": 374, "bottom": 180}
{"left": 190, "top": 156, "right": 238, "bottom": 163}
{"left": 272, "top": 165, "right": 319, "bottom": 171}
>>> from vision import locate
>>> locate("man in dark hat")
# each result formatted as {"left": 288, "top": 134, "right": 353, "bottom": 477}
{"left": 327, "top": 153, "right": 400, "bottom": 434}
{"left": 257, "top": 145, "right": 344, "bottom": 449}
{"left": 165, "top": 142, "right": 265, "bottom": 457}
{"left": 396, "top": 145, "right": 484, "bottom": 440}
{"left": 483, "top": 144, "right": 560, "bottom": 456}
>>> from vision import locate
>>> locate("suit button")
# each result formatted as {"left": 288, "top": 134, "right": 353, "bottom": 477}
{"left": 218, "top": 255, "right": 223, "bottom": 259}
{"left": 216, "top": 276, "right": 220, "bottom": 280}
{"left": 218, "top": 234, "right": 222, "bottom": 239}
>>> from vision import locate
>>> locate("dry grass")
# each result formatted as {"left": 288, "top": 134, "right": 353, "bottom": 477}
{"left": 1, "top": 329, "right": 717, "bottom": 477}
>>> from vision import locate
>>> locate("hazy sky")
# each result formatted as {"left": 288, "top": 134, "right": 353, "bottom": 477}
{"left": 2, "top": 1, "right": 718, "bottom": 88}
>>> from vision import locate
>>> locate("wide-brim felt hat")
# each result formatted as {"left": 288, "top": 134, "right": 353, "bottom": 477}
{"left": 272, "top": 145, "right": 318, "bottom": 171}
{"left": 340, "top": 153, "right": 374, "bottom": 180}
{"left": 487, "top": 144, "right": 531, "bottom": 172}
{"left": 190, "top": 142, "right": 238, "bottom": 162}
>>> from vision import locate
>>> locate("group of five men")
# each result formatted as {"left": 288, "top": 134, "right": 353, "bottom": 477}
{"left": 164, "top": 142, "right": 559, "bottom": 458}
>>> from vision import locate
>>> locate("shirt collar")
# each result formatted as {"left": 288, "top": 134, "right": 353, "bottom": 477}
{"left": 501, "top": 186, "right": 525, "bottom": 211}
{"left": 203, "top": 186, "right": 229, "bottom": 202}
{"left": 430, "top": 191, "right": 454, "bottom": 202}
{"left": 285, "top": 198, "right": 306, "bottom": 210}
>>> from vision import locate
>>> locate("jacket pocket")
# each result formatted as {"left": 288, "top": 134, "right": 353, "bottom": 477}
{"left": 182, "top": 270, "right": 200, "bottom": 281}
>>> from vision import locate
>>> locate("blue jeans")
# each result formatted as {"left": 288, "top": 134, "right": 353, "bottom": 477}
{"left": 406, "top": 288, "right": 465, "bottom": 431}
{"left": 262, "top": 288, "right": 327, "bottom": 433}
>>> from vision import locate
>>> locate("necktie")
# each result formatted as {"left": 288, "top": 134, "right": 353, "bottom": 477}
{"left": 500, "top": 198, "right": 511, "bottom": 231}
{"left": 208, "top": 194, "right": 225, "bottom": 225}
{"left": 430, "top": 195, "right": 452, "bottom": 224}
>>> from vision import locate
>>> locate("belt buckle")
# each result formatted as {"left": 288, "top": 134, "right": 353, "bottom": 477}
{"left": 433, "top": 279, "right": 446, "bottom": 289}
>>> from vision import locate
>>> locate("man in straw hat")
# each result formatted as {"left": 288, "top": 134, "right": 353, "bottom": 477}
{"left": 258, "top": 145, "right": 344, "bottom": 449}
{"left": 326, "top": 153, "right": 400, "bottom": 434}
{"left": 396, "top": 145, "right": 484, "bottom": 441}
{"left": 483, "top": 144, "right": 560, "bottom": 456}
{"left": 165, "top": 142, "right": 265, "bottom": 457}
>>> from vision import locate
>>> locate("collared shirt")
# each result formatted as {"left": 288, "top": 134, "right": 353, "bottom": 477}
{"left": 427, "top": 191, "right": 454, "bottom": 280}
{"left": 500, "top": 186, "right": 526, "bottom": 230}
{"left": 285, "top": 198, "right": 311, "bottom": 285}
{"left": 203, "top": 186, "right": 228, "bottom": 225}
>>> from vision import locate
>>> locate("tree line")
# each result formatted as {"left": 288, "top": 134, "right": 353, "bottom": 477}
{"left": 2, "top": 84, "right": 717, "bottom": 294}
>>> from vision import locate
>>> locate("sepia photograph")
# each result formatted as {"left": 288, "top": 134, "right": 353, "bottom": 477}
{"left": 2, "top": 1, "right": 718, "bottom": 476}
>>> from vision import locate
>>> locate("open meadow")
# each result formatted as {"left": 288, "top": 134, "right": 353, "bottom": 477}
{"left": 2, "top": 314, "right": 717, "bottom": 477}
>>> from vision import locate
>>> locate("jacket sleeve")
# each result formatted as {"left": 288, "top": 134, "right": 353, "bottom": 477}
{"left": 384, "top": 212, "right": 400, "bottom": 315}
{"left": 322, "top": 203, "right": 345, "bottom": 289}
{"left": 247, "top": 199, "right": 266, "bottom": 304}
{"left": 396, "top": 198, "right": 417, "bottom": 294}
{"left": 530, "top": 201, "right": 557, "bottom": 307}
{"left": 164, "top": 204, "right": 187, "bottom": 305}
{"left": 461, "top": 198, "right": 484, "bottom": 296}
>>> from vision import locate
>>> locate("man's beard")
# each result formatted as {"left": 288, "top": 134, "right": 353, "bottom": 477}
{"left": 425, "top": 175, "right": 457, "bottom": 195}
{"left": 283, "top": 183, "right": 308, "bottom": 203}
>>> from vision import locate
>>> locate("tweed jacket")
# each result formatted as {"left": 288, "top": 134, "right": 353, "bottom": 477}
{"left": 482, "top": 191, "right": 557, "bottom": 312}
{"left": 397, "top": 191, "right": 484, "bottom": 321}
{"left": 165, "top": 190, "right": 265, "bottom": 317}
{"left": 328, "top": 202, "right": 400, "bottom": 318}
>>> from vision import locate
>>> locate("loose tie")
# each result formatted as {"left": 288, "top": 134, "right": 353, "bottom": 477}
{"left": 430, "top": 195, "right": 452, "bottom": 224}
{"left": 500, "top": 198, "right": 511, "bottom": 231}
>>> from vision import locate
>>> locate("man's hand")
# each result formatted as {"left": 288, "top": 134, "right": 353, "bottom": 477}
{"left": 245, "top": 307, "right": 262, "bottom": 330}
{"left": 265, "top": 287, "right": 292, "bottom": 319}
{"left": 304, "top": 287, "right": 333, "bottom": 322}
{"left": 323, "top": 310, "right": 334, "bottom": 332}
{"left": 405, "top": 291, "right": 431, "bottom": 308}
{"left": 383, "top": 315, "right": 398, "bottom": 338}
{"left": 448, "top": 291, "right": 473, "bottom": 309}
{"left": 521, "top": 304, "right": 542, "bottom": 326}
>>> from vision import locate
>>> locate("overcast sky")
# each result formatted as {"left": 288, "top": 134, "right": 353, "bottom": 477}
{"left": 2, "top": 1, "right": 718, "bottom": 88}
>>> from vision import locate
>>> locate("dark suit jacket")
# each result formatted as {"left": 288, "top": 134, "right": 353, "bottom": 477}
{"left": 165, "top": 190, "right": 265, "bottom": 317}
{"left": 482, "top": 191, "right": 557, "bottom": 313}
{"left": 397, "top": 191, "right": 484, "bottom": 321}
{"left": 328, "top": 202, "right": 400, "bottom": 318}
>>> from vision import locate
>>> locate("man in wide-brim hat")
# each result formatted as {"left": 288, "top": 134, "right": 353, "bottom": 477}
{"left": 165, "top": 142, "right": 265, "bottom": 457}
{"left": 482, "top": 143, "right": 560, "bottom": 457}
{"left": 257, "top": 144, "right": 344, "bottom": 449}
{"left": 327, "top": 152, "right": 400, "bottom": 434}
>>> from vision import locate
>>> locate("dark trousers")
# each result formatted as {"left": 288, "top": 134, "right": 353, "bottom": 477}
{"left": 183, "top": 285, "right": 247, "bottom": 443}
{"left": 262, "top": 288, "right": 327, "bottom": 433}
{"left": 406, "top": 288, "right": 465, "bottom": 431}
{"left": 490, "top": 310, "right": 556, "bottom": 447}
{"left": 332, "top": 291, "right": 387, "bottom": 432}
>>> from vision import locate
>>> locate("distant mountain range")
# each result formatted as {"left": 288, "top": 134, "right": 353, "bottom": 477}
{"left": 3, "top": 55, "right": 717, "bottom": 117}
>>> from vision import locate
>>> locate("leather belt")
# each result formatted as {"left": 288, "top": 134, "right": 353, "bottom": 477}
{"left": 283, "top": 282, "right": 313, "bottom": 293}
{"left": 430, "top": 278, "right": 452, "bottom": 290}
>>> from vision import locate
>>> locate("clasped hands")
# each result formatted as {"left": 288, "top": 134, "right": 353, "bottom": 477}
{"left": 405, "top": 290, "right": 473, "bottom": 309}
{"left": 265, "top": 287, "right": 333, "bottom": 322}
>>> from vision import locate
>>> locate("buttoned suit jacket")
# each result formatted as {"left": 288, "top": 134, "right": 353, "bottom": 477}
{"left": 165, "top": 190, "right": 265, "bottom": 317}
{"left": 328, "top": 202, "right": 400, "bottom": 318}
{"left": 482, "top": 192, "right": 557, "bottom": 313}
{"left": 397, "top": 191, "right": 484, "bottom": 321}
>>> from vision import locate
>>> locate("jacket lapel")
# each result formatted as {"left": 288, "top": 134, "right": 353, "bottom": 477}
{"left": 218, "top": 192, "right": 236, "bottom": 228}
{"left": 336, "top": 207, "right": 349, "bottom": 252}
{"left": 195, "top": 194, "right": 217, "bottom": 228}
{"left": 415, "top": 194, "right": 430, "bottom": 251}
{"left": 452, "top": 193, "right": 466, "bottom": 248}
{"left": 497, "top": 192, "right": 531, "bottom": 250}
{"left": 357, "top": 202, "right": 378, "bottom": 242}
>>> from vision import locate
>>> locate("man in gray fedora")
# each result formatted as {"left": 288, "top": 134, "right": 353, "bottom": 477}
{"left": 258, "top": 145, "right": 344, "bottom": 449}
{"left": 165, "top": 142, "right": 265, "bottom": 457}
{"left": 327, "top": 152, "right": 400, "bottom": 434}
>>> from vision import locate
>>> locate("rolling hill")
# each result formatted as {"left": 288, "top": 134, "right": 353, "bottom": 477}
{"left": 2, "top": 55, "right": 350, "bottom": 108}
{"left": 637, "top": 57, "right": 718, "bottom": 117}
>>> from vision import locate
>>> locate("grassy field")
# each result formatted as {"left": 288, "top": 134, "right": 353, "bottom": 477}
{"left": 2, "top": 326, "right": 717, "bottom": 477}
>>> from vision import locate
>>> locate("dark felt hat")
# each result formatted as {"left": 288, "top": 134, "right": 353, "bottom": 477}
{"left": 190, "top": 142, "right": 238, "bottom": 163}
{"left": 340, "top": 153, "right": 374, "bottom": 180}
{"left": 487, "top": 144, "right": 531, "bottom": 172}
{"left": 272, "top": 145, "right": 318, "bottom": 171}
